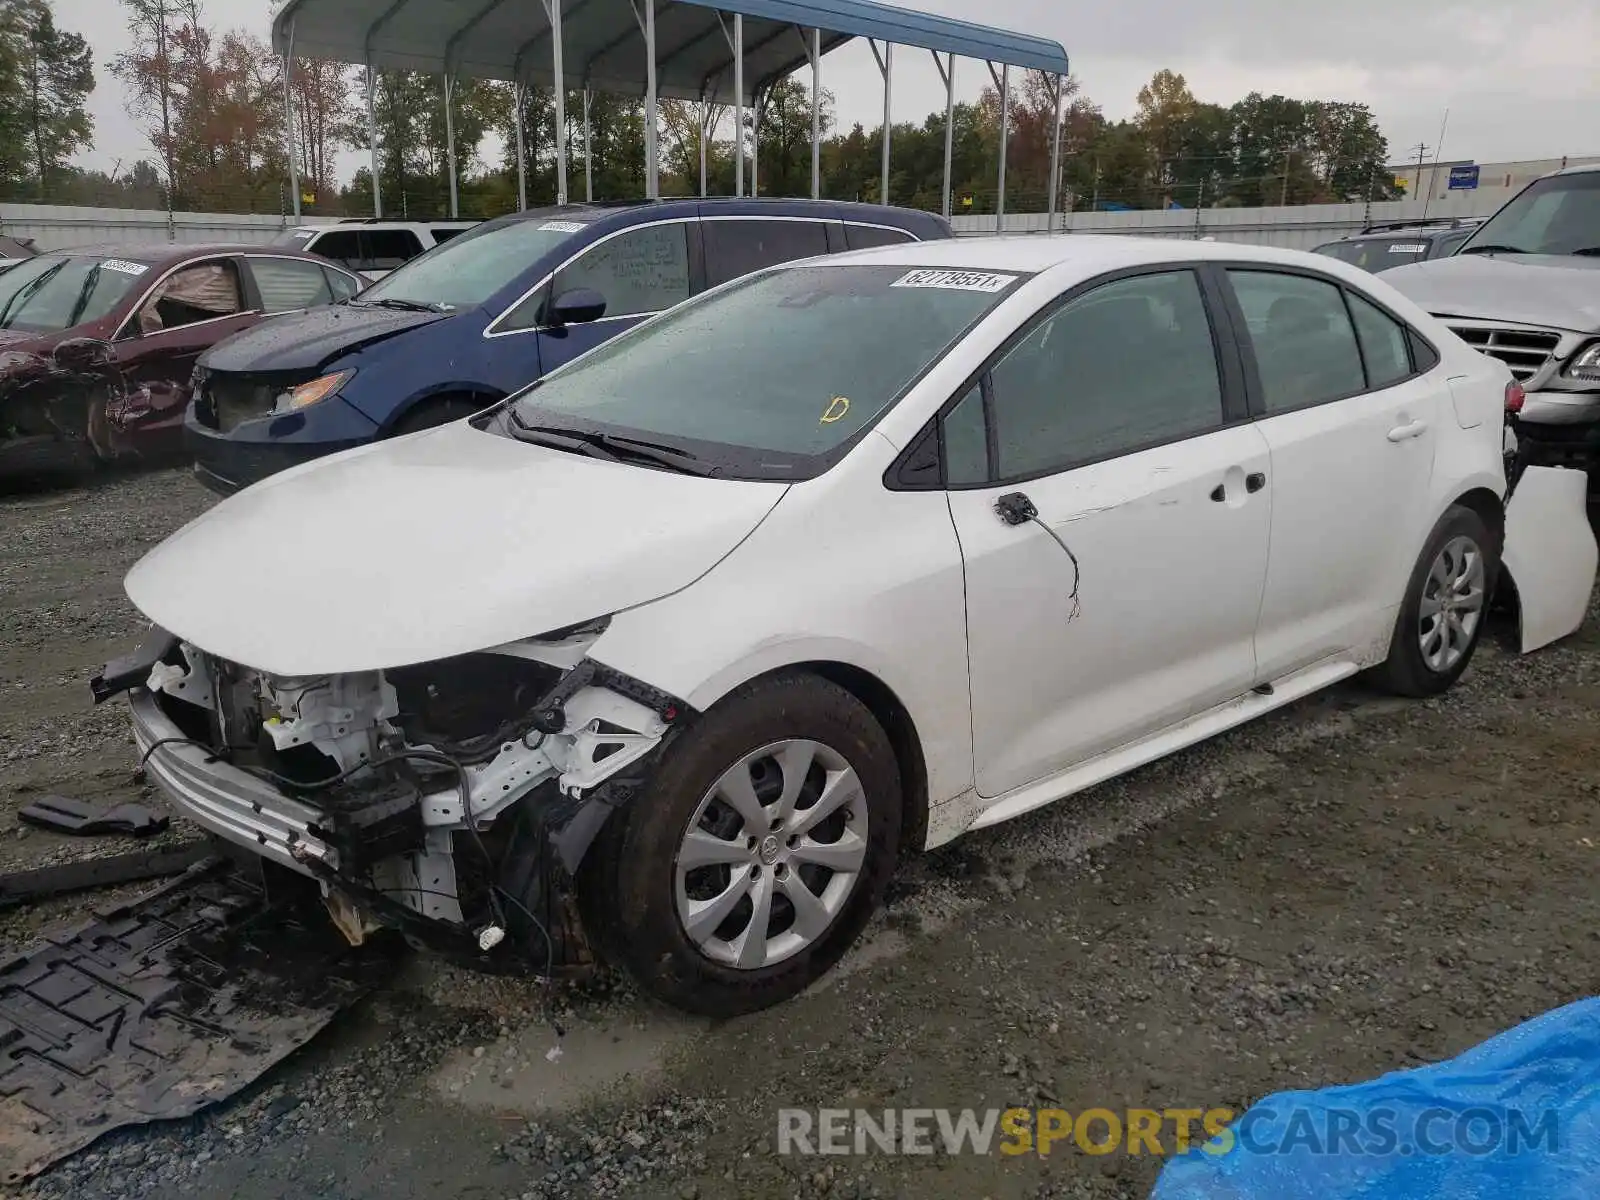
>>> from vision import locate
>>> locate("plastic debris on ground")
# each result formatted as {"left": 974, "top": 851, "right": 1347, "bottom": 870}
{"left": 1151, "top": 996, "right": 1600, "bottom": 1200}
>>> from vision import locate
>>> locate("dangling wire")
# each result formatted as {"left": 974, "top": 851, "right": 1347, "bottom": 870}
{"left": 1029, "top": 515, "right": 1082, "bottom": 621}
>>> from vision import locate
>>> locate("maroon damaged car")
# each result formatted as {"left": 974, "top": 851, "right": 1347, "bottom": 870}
{"left": 0, "top": 242, "right": 364, "bottom": 485}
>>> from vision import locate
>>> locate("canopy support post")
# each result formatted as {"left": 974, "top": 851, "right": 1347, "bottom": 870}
{"left": 751, "top": 85, "right": 760, "bottom": 194}
{"left": 932, "top": 50, "right": 952, "bottom": 219}
{"left": 869, "top": 40, "right": 892, "bottom": 205}
{"left": 444, "top": 73, "right": 459, "bottom": 217}
{"left": 366, "top": 61, "right": 382, "bottom": 218}
{"left": 282, "top": 19, "right": 300, "bottom": 220}
{"left": 632, "top": 0, "right": 658, "bottom": 198}
{"left": 513, "top": 81, "right": 528, "bottom": 210}
{"left": 584, "top": 88, "right": 593, "bottom": 202}
{"left": 1047, "top": 73, "right": 1063, "bottom": 233}
{"left": 988, "top": 61, "right": 1009, "bottom": 233}
{"left": 807, "top": 28, "right": 820, "bottom": 199}
{"left": 540, "top": 0, "right": 567, "bottom": 205}
{"left": 722, "top": 15, "right": 743, "bottom": 196}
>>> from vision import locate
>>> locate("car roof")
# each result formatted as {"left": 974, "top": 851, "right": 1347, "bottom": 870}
{"left": 1552, "top": 162, "right": 1600, "bottom": 177}
{"left": 33, "top": 242, "right": 313, "bottom": 264}
{"left": 808, "top": 234, "right": 1362, "bottom": 275}
{"left": 479, "top": 196, "right": 944, "bottom": 230}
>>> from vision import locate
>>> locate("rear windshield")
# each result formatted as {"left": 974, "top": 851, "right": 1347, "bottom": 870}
{"left": 508, "top": 262, "right": 1023, "bottom": 477}
{"left": 271, "top": 228, "right": 322, "bottom": 248}
{"left": 1312, "top": 237, "right": 1430, "bottom": 273}
{"left": 358, "top": 218, "right": 589, "bottom": 310}
{"left": 0, "top": 256, "right": 147, "bottom": 333}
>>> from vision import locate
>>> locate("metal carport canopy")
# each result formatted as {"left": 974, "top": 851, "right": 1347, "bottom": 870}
{"left": 270, "top": 0, "right": 1067, "bottom": 224}
{"left": 270, "top": 0, "right": 1068, "bottom": 104}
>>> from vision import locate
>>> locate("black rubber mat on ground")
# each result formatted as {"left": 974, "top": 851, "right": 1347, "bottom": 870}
{"left": 0, "top": 858, "right": 399, "bottom": 1183}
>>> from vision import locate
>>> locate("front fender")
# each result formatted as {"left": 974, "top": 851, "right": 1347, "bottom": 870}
{"left": 586, "top": 472, "right": 975, "bottom": 809}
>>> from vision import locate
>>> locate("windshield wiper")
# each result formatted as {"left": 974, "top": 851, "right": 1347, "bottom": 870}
{"left": 360, "top": 297, "right": 444, "bottom": 313}
{"left": 1459, "top": 244, "right": 1532, "bottom": 256}
{"left": 0, "top": 260, "right": 64, "bottom": 328}
{"left": 509, "top": 416, "right": 715, "bottom": 475}
{"left": 1570, "top": 247, "right": 1600, "bottom": 257}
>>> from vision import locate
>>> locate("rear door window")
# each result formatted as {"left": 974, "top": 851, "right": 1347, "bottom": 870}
{"left": 702, "top": 219, "right": 830, "bottom": 287}
{"left": 248, "top": 256, "right": 334, "bottom": 312}
{"left": 1227, "top": 269, "right": 1366, "bottom": 411}
{"left": 306, "top": 230, "right": 362, "bottom": 270}
{"left": 364, "top": 230, "right": 424, "bottom": 271}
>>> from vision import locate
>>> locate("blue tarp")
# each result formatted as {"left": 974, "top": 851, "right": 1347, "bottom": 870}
{"left": 1151, "top": 996, "right": 1600, "bottom": 1200}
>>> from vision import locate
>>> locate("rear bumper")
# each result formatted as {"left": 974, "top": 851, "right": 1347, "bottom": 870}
{"left": 130, "top": 687, "right": 331, "bottom": 875}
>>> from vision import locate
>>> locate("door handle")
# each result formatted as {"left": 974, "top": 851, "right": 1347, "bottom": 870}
{"left": 1245, "top": 471, "right": 1266, "bottom": 493}
{"left": 1387, "top": 419, "right": 1428, "bottom": 442}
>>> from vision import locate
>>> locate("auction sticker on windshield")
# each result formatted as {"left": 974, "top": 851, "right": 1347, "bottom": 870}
{"left": 539, "top": 221, "right": 588, "bottom": 233}
{"left": 100, "top": 259, "right": 149, "bottom": 276}
{"left": 891, "top": 269, "right": 1017, "bottom": 293}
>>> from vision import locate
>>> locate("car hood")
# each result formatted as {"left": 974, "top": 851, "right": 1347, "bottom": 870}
{"left": 1383, "top": 254, "right": 1600, "bottom": 333}
{"left": 198, "top": 302, "right": 452, "bottom": 373}
{"left": 125, "top": 419, "right": 789, "bottom": 676}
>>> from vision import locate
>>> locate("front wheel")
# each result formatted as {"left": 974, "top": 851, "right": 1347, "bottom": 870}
{"left": 576, "top": 673, "right": 903, "bottom": 1017}
{"left": 1372, "top": 504, "right": 1500, "bottom": 697}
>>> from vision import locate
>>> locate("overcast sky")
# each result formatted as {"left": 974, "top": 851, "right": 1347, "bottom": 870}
{"left": 57, "top": 0, "right": 1600, "bottom": 185}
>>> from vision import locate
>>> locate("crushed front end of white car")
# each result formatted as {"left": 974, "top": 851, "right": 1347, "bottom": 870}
{"left": 91, "top": 618, "right": 689, "bottom": 970}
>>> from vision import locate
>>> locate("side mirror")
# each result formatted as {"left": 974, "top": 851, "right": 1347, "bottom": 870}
{"left": 548, "top": 287, "right": 607, "bottom": 326}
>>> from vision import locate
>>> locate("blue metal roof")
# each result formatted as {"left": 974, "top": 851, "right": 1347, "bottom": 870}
{"left": 272, "top": 0, "right": 1067, "bottom": 105}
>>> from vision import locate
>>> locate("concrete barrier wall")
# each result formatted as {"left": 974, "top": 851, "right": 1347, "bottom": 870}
{"left": 0, "top": 204, "right": 306, "bottom": 249}
{"left": 2, "top": 193, "right": 1513, "bottom": 254}
{"left": 950, "top": 194, "right": 1509, "bottom": 249}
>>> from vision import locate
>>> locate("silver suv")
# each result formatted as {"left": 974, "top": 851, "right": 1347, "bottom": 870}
{"left": 1384, "top": 164, "right": 1600, "bottom": 479}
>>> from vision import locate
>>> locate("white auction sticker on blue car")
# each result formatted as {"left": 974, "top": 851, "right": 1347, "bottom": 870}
{"left": 539, "top": 220, "right": 588, "bottom": 233}
{"left": 891, "top": 268, "right": 1017, "bottom": 293}
{"left": 100, "top": 259, "right": 149, "bottom": 276}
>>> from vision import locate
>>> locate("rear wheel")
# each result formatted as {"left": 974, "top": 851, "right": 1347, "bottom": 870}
{"left": 1372, "top": 504, "right": 1499, "bottom": 697}
{"left": 575, "top": 673, "right": 902, "bottom": 1016}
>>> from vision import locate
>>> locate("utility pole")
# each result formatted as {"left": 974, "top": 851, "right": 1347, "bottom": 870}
{"left": 1407, "top": 142, "right": 1430, "bottom": 207}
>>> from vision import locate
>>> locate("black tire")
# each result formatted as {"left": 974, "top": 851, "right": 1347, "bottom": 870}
{"left": 1371, "top": 503, "right": 1500, "bottom": 698}
{"left": 575, "top": 673, "right": 903, "bottom": 1017}
{"left": 389, "top": 394, "right": 487, "bottom": 436}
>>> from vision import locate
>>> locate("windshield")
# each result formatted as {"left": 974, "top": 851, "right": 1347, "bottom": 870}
{"left": 1458, "top": 171, "right": 1600, "bottom": 256}
{"left": 508, "top": 262, "right": 1023, "bottom": 477}
{"left": 358, "top": 217, "right": 587, "bottom": 309}
{"left": 271, "top": 228, "right": 321, "bottom": 248}
{"left": 1312, "top": 237, "right": 1430, "bottom": 273}
{"left": 0, "top": 256, "right": 146, "bottom": 333}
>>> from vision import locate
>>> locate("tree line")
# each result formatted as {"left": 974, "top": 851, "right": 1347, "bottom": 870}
{"left": 0, "top": 0, "right": 1403, "bottom": 218}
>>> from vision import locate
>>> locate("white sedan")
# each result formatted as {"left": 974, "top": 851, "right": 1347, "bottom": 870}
{"left": 96, "top": 236, "right": 1591, "bottom": 1015}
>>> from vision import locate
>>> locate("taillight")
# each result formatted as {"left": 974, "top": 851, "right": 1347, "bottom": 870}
{"left": 1504, "top": 380, "right": 1525, "bottom": 414}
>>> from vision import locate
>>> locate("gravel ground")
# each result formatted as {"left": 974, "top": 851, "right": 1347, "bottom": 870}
{"left": 2, "top": 471, "right": 1597, "bottom": 1200}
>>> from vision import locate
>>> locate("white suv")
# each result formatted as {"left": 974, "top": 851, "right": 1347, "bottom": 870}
{"left": 270, "top": 220, "right": 477, "bottom": 281}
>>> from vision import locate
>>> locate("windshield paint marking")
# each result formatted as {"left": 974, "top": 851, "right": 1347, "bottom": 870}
{"left": 891, "top": 268, "right": 1016, "bottom": 293}
{"left": 820, "top": 396, "right": 850, "bottom": 423}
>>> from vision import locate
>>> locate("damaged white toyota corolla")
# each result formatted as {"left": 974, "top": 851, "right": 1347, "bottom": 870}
{"left": 94, "top": 237, "right": 1598, "bottom": 1015}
